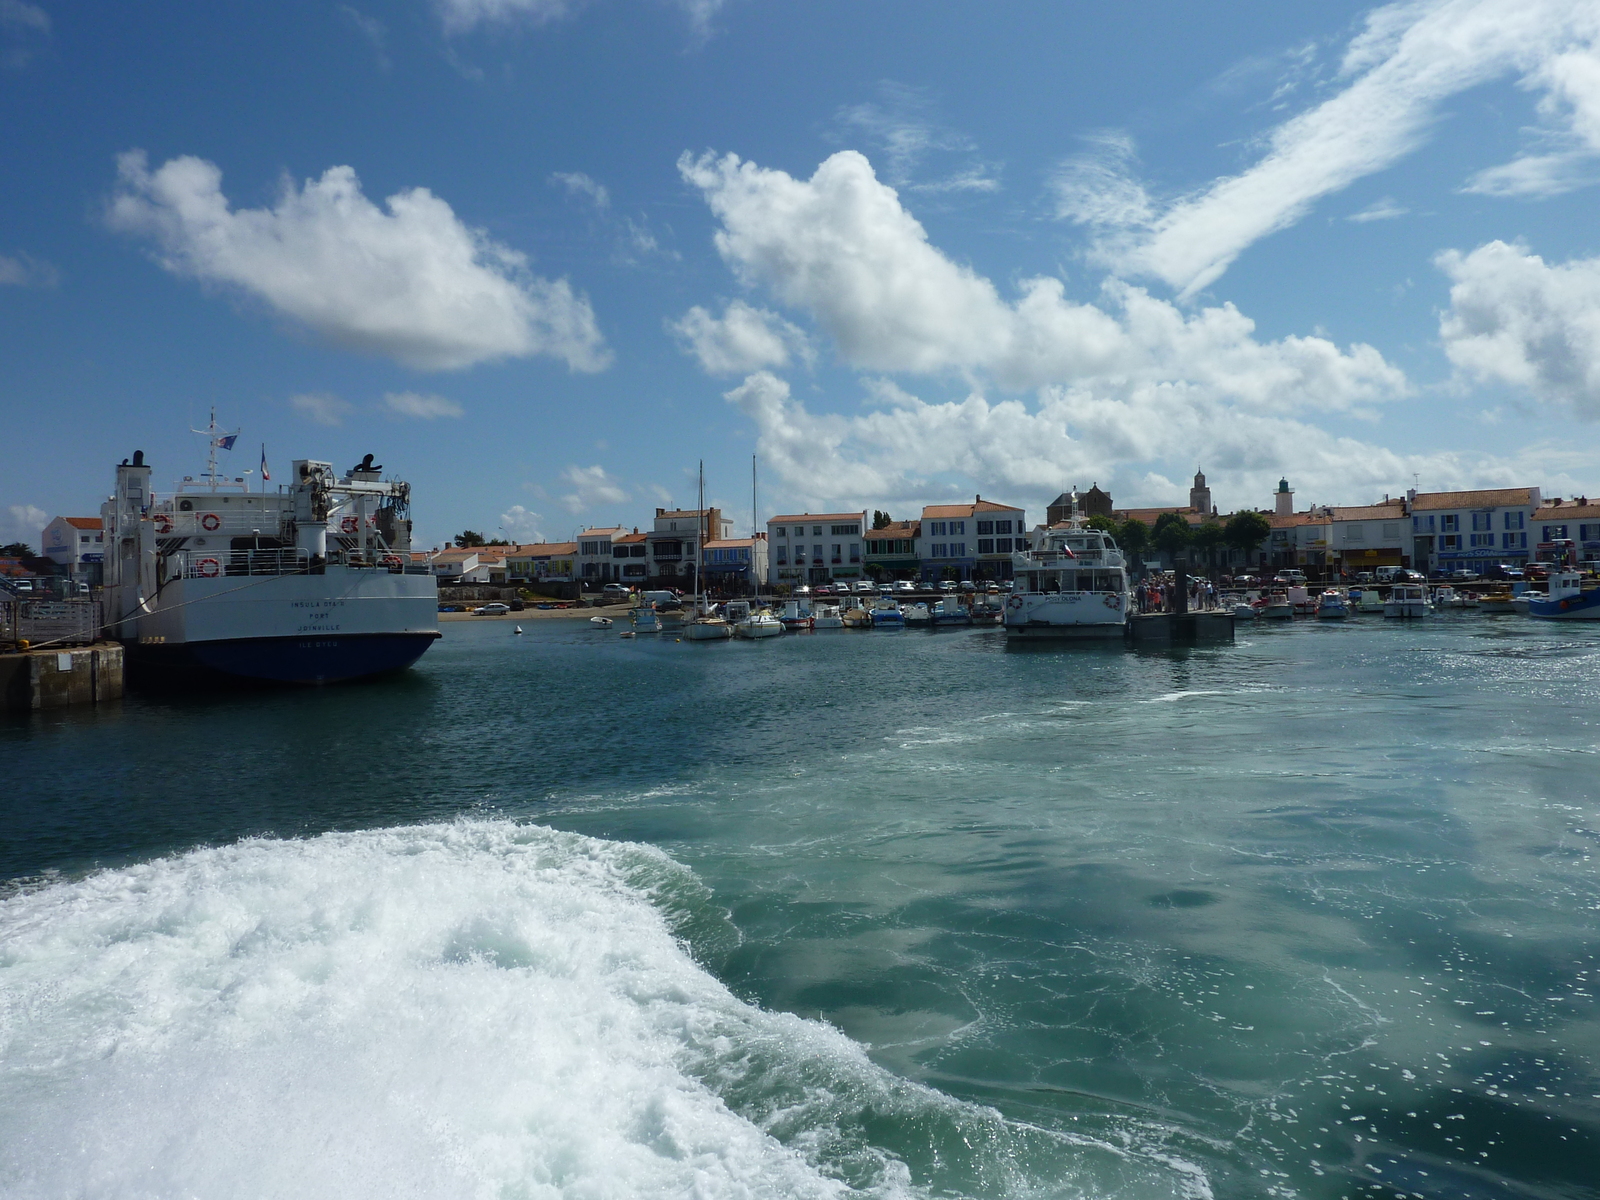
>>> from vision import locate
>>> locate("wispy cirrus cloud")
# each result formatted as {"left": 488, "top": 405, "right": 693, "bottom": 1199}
{"left": 559, "top": 464, "right": 628, "bottom": 513}
{"left": 0, "top": 250, "right": 59, "bottom": 287}
{"left": 835, "top": 82, "right": 1001, "bottom": 195}
{"left": 290, "top": 393, "right": 355, "bottom": 426}
{"left": 1054, "top": 0, "right": 1600, "bottom": 297}
{"left": 108, "top": 151, "right": 610, "bottom": 372}
{"left": 382, "top": 391, "right": 465, "bottom": 419}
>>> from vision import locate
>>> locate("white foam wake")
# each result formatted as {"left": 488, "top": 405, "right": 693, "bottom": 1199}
{"left": 0, "top": 821, "right": 1214, "bottom": 1200}
{"left": 0, "top": 822, "right": 897, "bottom": 1199}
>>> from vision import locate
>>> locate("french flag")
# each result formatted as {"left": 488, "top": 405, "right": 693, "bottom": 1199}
{"left": 260, "top": 444, "right": 270, "bottom": 482}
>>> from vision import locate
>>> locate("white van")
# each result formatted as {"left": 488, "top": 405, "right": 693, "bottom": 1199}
{"left": 1375, "top": 566, "right": 1401, "bottom": 583}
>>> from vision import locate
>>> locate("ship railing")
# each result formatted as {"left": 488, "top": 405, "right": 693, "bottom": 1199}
{"left": 149, "top": 509, "right": 293, "bottom": 537}
{"left": 323, "top": 548, "right": 429, "bottom": 573}
{"left": 171, "top": 548, "right": 312, "bottom": 579}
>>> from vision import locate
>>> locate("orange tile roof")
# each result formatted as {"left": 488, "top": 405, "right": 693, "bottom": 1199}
{"left": 705, "top": 538, "right": 756, "bottom": 548}
{"left": 1330, "top": 502, "right": 1406, "bottom": 521}
{"left": 63, "top": 517, "right": 103, "bottom": 529}
{"left": 921, "top": 499, "right": 1023, "bottom": 518}
{"left": 615, "top": 532, "right": 648, "bottom": 544}
{"left": 1411, "top": 488, "right": 1535, "bottom": 511}
{"left": 869, "top": 520, "right": 920, "bottom": 535}
{"left": 1268, "top": 511, "right": 1332, "bottom": 528}
{"left": 767, "top": 511, "right": 865, "bottom": 524}
{"left": 509, "top": 542, "right": 576, "bottom": 556}
{"left": 1534, "top": 503, "right": 1600, "bottom": 521}
{"left": 579, "top": 526, "right": 623, "bottom": 537}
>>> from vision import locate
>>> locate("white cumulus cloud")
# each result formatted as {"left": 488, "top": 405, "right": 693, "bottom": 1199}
{"left": 679, "top": 148, "right": 1404, "bottom": 406}
{"left": 0, "top": 251, "right": 58, "bottom": 287}
{"left": 669, "top": 300, "right": 810, "bottom": 375}
{"left": 437, "top": 0, "right": 723, "bottom": 37}
{"left": 1055, "top": 0, "right": 1600, "bottom": 296}
{"left": 559, "top": 464, "right": 628, "bottom": 513}
{"left": 726, "top": 370, "right": 1581, "bottom": 519}
{"left": 107, "top": 151, "right": 609, "bottom": 372}
{"left": 1438, "top": 240, "right": 1600, "bottom": 416}
{"left": 290, "top": 392, "right": 355, "bottom": 426}
{"left": 499, "top": 504, "right": 546, "bottom": 542}
{"left": 1, "top": 502, "right": 48, "bottom": 549}
{"left": 382, "top": 391, "right": 465, "bottom": 419}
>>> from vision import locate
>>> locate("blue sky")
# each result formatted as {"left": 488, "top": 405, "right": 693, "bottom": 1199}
{"left": 4, "top": 0, "right": 1600, "bottom": 550}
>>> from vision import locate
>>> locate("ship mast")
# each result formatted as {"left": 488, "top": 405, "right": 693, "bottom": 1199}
{"left": 189, "top": 406, "right": 240, "bottom": 492}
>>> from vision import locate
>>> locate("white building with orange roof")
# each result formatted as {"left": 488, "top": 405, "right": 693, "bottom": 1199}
{"left": 647, "top": 507, "right": 734, "bottom": 585}
{"left": 918, "top": 497, "right": 1025, "bottom": 584}
{"left": 765, "top": 510, "right": 866, "bottom": 586}
{"left": 703, "top": 535, "right": 767, "bottom": 592}
{"left": 41, "top": 515, "right": 105, "bottom": 581}
{"left": 1533, "top": 496, "right": 1600, "bottom": 566}
{"left": 506, "top": 541, "right": 577, "bottom": 583}
{"left": 609, "top": 530, "right": 650, "bottom": 584}
{"left": 1407, "top": 486, "right": 1539, "bottom": 575}
{"left": 576, "top": 526, "right": 624, "bottom": 584}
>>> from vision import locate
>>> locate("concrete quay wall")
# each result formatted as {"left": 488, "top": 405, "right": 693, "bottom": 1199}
{"left": 1, "top": 642, "right": 124, "bottom": 714}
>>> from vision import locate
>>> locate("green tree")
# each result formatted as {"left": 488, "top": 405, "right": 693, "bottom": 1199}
{"left": 1117, "top": 519, "right": 1149, "bottom": 559}
{"left": 1152, "top": 512, "right": 1192, "bottom": 563}
{"left": 872, "top": 510, "right": 893, "bottom": 529}
{"left": 1223, "top": 510, "right": 1271, "bottom": 569}
{"left": 1085, "top": 514, "right": 1118, "bottom": 534}
{"left": 1191, "top": 520, "right": 1225, "bottom": 578}
{"left": 454, "top": 530, "right": 487, "bottom": 548}
{"left": 0, "top": 542, "right": 32, "bottom": 558}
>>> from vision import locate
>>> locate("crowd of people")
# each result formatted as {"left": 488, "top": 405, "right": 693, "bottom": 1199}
{"left": 1134, "top": 576, "right": 1221, "bottom": 614}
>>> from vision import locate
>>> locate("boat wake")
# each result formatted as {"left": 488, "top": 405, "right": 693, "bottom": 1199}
{"left": 0, "top": 821, "right": 1213, "bottom": 1199}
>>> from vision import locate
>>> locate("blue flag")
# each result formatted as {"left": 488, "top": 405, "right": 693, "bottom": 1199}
{"left": 217, "top": 434, "right": 237, "bottom": 451}
{"left": 260, "top": 445, "right": 270, "bottom": 482}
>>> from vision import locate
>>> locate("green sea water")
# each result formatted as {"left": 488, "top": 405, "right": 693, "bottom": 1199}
{"left": 3, "top": 615, "right": 1598, "bottom": 1199}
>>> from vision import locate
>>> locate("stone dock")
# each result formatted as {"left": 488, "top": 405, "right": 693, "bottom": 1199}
{"left": 1, "top": 642, "right": 125, "bottom": 714}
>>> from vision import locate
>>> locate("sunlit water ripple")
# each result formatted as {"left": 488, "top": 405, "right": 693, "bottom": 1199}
{"left": 3, "top": 614, "right": 1597, "bottom": 1198}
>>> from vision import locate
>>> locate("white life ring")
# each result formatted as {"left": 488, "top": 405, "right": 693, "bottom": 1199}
{"left": 1104, "top": 593, "right": 1122, "bottom": 609}
{"left": 1007, "top": 594, "right": 1024, "bottom": 609}
{"left": 200, "top": 513, "right": 221, "bottom": 532}
{"left": 340, "top": 516, "right": 359, "bottom": 533}
{"left": 195, "top": 557, "right": 221, "bottom": 578}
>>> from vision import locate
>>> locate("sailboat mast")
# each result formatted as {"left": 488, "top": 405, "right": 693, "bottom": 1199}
{"left": 696, "top": 460, "right": 704, "bottom": 611}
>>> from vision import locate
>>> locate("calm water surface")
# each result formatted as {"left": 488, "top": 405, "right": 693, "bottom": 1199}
{"left": 3, "top": 615, "right": 1598, "bottom": 1199}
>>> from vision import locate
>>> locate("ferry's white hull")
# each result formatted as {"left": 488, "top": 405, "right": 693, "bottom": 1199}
{"left": 128, "top": 567, "right": 440, "bottom": 684}
{"left": 1004, "top": 592, "right": 1127, "bottom": 638}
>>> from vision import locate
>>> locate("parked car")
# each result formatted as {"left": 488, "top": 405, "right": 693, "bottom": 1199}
{"left": 894, "top": 580, "right": 916, "bottom": 593}
{"left": 1395, "top": 569, "right": 1426, "bottom": 583}
{"left": 1000, "top": 580, "right": 1015, "bottom": 592}
{"left": 1482, "top": 563, "right": 1524, "bottom": 581}
{"left": 939, "top": 580, "right": 957, "bottom": 592}
{"left": 854, "top": 580, "right": 875, "bottom": 593}
{"left": 986, "top": 582, "right": 1001, "bottom": 593}
{"left": 1446, "top": 568, "right": 1479, "bottom": 582}
{"left": 1275, "top": 569, "right": 1308, "bottom": 585}
{"left": 794, "top": 585, "right": 811, "bottom": 596}
{"left": 474, "top": 603, "right": 511, "bottom": 615}
{"left": 601, "top": 583, "right": 631, "bottom": 601}
{"left": 1353, "top": 571, "right": 1374, "bottom": 583}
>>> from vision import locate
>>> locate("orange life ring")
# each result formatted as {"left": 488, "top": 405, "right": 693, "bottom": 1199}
{"left": 195, "top": 557, "right": 221, "bottom": 578}
{"left": 381, "top": 554, "right": 402, "bottom": 568}
{"left": 154, "top": 515, "right": 173, "bottom": 535}
{"left": 1007, "top": 594, "right": 1024, "bottom": 609}
{"left": 1104, "top": 593, "right": 1122, "bottom": 608}
{"left": 340, "top": 516, "right": 359, "bottom": 533}
{"left": 200, "top": 513, "right": 221, "bottom": 532}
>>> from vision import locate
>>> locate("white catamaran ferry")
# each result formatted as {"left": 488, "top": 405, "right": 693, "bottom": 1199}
{"left": 1004, "top": 513, "right": 1131, "bottom": 640}
{"left": 102, "top": 423, "right": 440, "bottom": 684}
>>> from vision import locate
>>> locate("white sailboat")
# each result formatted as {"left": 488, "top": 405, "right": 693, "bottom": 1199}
{"left": 684, "top": 460, "right": 732, "bottom": 641}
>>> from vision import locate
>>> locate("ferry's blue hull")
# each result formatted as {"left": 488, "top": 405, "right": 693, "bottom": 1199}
{"left": 130, "top": 632, "right": 441, "bottom": 685}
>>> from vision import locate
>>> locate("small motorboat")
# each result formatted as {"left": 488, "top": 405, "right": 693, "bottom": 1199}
{"left": 589, "top": 615, "right": 613, "bottom": 627}
{"left": 1262, "top": 590, "right": 1293, "bottom": 619}
{"left": 812, "top": 604, "right": 845, "bottom": 629}
{"left": 1527, "top": 571, "right": 1600, "bottom": 620}
{"left": 902, "top": 602, "right": 931, "bottom": 625}
{"left": 729, "top": 601, "right": 785, "bottom": 639}
{"left": 1479, "top": 590, "right": 1517, "bottom": 613}
{"left": 930, "top": 598, "right": 972, "bottom": 626}
{"left": 869, "top": 600, "right": 905, "bottom": 627}
{"left": 778, "top": 599, "right": 814, "bottom": 631}
{"left": 1316, "top": 589, "right": 1349, "bottom": 619}
{"left": 630, "top": 605, "right": 661, "bottom": 632}
{"left": 1353, "top": 587, "right": 1385, "bottom": 613}
{"left": 1384, "top": 583, "right": 1431, "bottom": 618}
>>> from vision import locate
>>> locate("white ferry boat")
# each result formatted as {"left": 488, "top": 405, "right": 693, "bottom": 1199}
{"left": 101, "top": 433, "right": 440, "bottom": 685}
{"left": 1004, "top": 516, "right": 1130, "bottom": 639}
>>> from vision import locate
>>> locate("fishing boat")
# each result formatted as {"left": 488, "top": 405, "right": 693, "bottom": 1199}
{"left": 1262, "top": 590, "right": 1293, "bottom": 619}
{"left": 812, "top": 604, "right": 845, "bottom": 629}
{"left": 729, "top": 600, "right": 784, "bottom": 638}
{"left": 1289, "top": 586, "right": 1317, "bottom": 616}
{"left": 1004, "top": 496, "right": 1129, "bottom": 639}
{"left": 840, "top": 598, "right": 872, "bottom": 628}
{"left": 902, "top": 602, "right": 931, "bottom": 625}
{"left": 1222, "top": 593, "right": 1256, "bottom": 619}
{"left": 101, "top": 417, "right": 439, "bottom": 685}
{"left": 970, "top": 600, "right": 1003, "bottom": 625}
{"left": 778, "top": 599, "right": 814, "bottom": 631}
{"left": 1479, "top": 590, "right": 1517, "bottom": 614}
{"left": 931, "top": 598, "right": 972, "bottom": 626}
{"left": 630, "top": 604, "right": 661, "bottom": 632}
{"left": 1383, "top": 583, "right": 1431, "bottom": 618}
{"left": 1526, "top": 571, "right": 1600, "bottom": 620}
{"left": 1431, "top": 586, "right": 1470, "bottom": 610}
{"left": 1353, "top": 587, "right": 1385, "bottom": 613}
{"left": 1315, "top": 589, "right": 1349, "bottom": 619}
{"left": 870, "top": 599, "right": 905, "bottom": 627}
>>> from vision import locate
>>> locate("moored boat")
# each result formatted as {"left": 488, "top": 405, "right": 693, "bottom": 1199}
{"left": 869, "top": 599, "right": 905, "bottom": 627}
{"left": 931, "top": 598, "right": 972, "bottom": 626}
{"left": 1004, "top": 501, "right": 1129, "bottom": 639}
{"left": 1527, "top": 571, "right": 1600, "bottom": 620}
{"left": 1262, "top": 590, "right": 1293, "bottom": 619}
{"left": 902, "top": 602, "right": 931, "bottom": 625}
{"left": 729, "top": 600, "right": 784, "bottom": 638}
{"left": 102, "top": 421, "right": 439, "bottom": 686}
{"left": 1315, "top": 589, "right": 1349, "bottom": 619}
{"left": 1384, "top": 583, "right": 1431, "bottom": 618}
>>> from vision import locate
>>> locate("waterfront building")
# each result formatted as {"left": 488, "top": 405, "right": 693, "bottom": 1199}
{"left": 576, "top": 527, "right": 624, "bottom": 583}
{"left": 1534, "top": 497, "right": 1600, "bottom": 565}
{"left": 766, "top": 511, "right": 866, "bottom": 586}
{"left": 1407, "top": 487, "right": 1539, "bottom": 575}
{"left": 702, "top": 536, "right": 767, "bottom": 593}
{"left": 649, "top": 508, "right": 733, "bottom": 586}
{"left": 919, "top": 498, "right": 1025, "bottom": 583}
{"left": 41, "top": 516, "right": 105, "bottom": 584}
{"left": 610, "top": 530, "right": 650, "bottom": 584}
{"left": 1266, "top": 509, "right": 1332, "bottom": 571}
{"left": 1327, "top": 501, "right": 1409, "bottom": 574}
{"left": 864, "top": 519, "right": 920, "bottom": 581}
{"left": 1047, "top": 485, "right": 1111, "bottom": 524}
{"left": 506, "top": 542, "right": 576, "bottom": 584}
{"left": 429, "top": 548, "right": 483, "bottom": 583}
